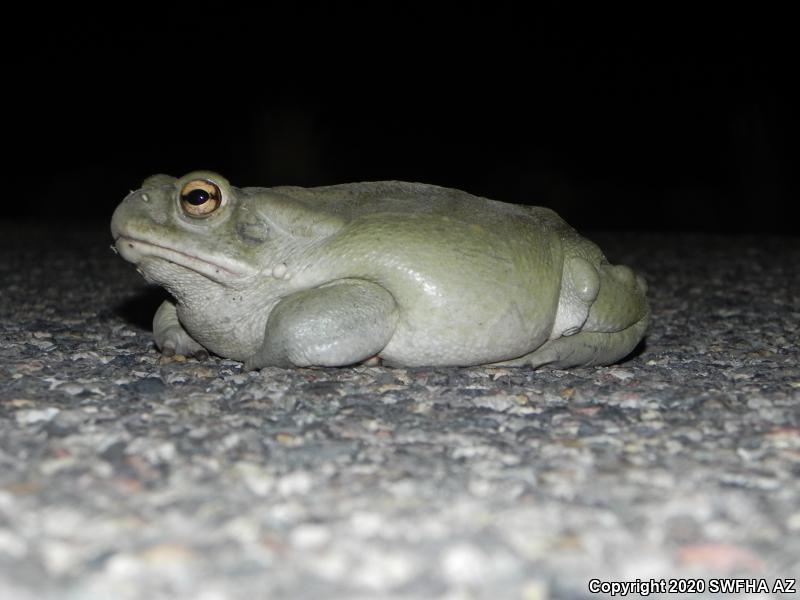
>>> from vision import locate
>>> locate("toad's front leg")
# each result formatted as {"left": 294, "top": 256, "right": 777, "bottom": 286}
{"left": 245, "top": 279, "right": 398, "bottom": 369}
{"left": 153, "top": 299, "right": 209, "bottom": 360}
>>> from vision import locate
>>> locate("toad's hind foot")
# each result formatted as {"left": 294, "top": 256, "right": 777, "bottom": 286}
{"left": 495, "top": 312, "right": 649, "bottom": 369}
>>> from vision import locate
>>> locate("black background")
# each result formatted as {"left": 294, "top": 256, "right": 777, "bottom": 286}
{"left": 7, "top": 3, "right": 796, "bottom": 232}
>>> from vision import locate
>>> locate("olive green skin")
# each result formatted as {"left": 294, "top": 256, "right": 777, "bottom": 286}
{"left": 110, "top": 171, "right": 649, "bottom": 369}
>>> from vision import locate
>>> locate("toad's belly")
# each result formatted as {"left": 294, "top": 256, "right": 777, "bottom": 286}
{"left": 378, "top": 300, "right": 554, "bottom": 366}
{"left": 377, "top": 270, "right": 561, "bottom": 367}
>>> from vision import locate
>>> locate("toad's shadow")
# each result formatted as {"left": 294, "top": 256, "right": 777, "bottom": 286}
{"left": 113, "top": 286, "right": 170, "bottom": 332}
{"left": 622, "top": 337, "right": 648, "bottom": 364}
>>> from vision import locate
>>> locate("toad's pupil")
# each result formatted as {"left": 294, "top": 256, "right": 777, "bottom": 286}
{"left": 185, "top": 189, "right": 210, "bottom": 205}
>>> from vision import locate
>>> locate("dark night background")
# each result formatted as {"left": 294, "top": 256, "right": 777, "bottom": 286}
{"left": 6, "top": 3, "right": 796, "bottom": 233}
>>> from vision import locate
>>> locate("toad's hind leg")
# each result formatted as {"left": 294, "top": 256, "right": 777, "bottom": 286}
{"left": 497, "top": 313, "right": 649, "bottom": 368}
{"left": 495, "top": 260, "right": 650, "bottom": 369}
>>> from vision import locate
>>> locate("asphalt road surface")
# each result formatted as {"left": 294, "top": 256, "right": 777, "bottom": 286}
{"left": 1, "top": 224, "right": 798, "bottom": 599}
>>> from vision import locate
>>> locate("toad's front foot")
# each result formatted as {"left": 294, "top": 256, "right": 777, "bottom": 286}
{"left": 153, "top": 300, "right": 209, "bottom": 360}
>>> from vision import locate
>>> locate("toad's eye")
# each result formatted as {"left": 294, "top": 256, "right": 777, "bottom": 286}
{"left": 180, "top": 180, "right": 222, "bottom": 217}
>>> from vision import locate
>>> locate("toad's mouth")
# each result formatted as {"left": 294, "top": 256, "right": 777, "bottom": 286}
{"left": 113, "top": 235, "right": 256, "bottom": 283}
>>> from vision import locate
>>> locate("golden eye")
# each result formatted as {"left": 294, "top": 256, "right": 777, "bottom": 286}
{"left": 179, "top": 180, "right": 222, "bottom": 217}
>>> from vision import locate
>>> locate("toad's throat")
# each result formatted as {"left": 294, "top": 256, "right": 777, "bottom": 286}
{"left": 114, "top": 235, "right": 255, "bottom": 282}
